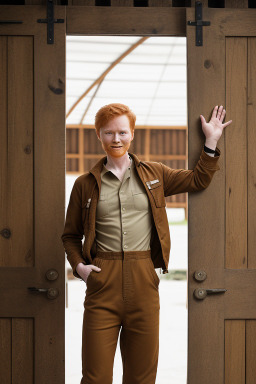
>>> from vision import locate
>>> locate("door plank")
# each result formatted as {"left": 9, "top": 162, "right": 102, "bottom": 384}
{"left": 0, "top": 318, "right": 11, "bottom": 384}
{"left": 248, "top": 37, "right": 256, "bottom": 269}
{"left": 12, "top": 318, "right": 34, "bottom": 384}
{"left": 0, "top": 36, "right": 8, "bottom": 266}
{"left": 7, "top": 36, "right": 34, "bottom": 268}
{"left": 246, "top": 320, "right": 256, "bottom": 383}
{"left": 225, "top": 37, "right": 247, "bottom": 269}
{"left": 225, "top": 320, "right": 245, "bottom": 384}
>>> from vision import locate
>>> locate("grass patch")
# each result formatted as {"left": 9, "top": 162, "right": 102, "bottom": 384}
{"left": 168, "top": 219, "right": 187, "bottom": 226}
{"left": 160, "top": 270, "right": 187, "bottom": 280}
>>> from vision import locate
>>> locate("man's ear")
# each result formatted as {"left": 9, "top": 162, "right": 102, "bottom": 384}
{"left": 96, "top": 130, "right": 101, "bottom": 140}
{"left": 131, "top": 130, "right": 135, "bottom": 141}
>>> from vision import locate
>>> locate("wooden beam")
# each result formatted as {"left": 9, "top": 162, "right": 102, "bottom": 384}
{"left": 78, "top": 124, "right": 84, "bottom": 173}
{"left": 166, "top": 202, "right": 186, "bottom": 208}
{"left": 72, "top": 0, "right": 95, "bottom": 4}
{"left": 111, "top": 0, "right": 133, "bottom": 6}
{"left": 66, "top": 6, "right": 186, "bottom": 36}
{"left": 145, "top": 129, "right": 150, "bottom": 161}
{"left": 148, "top": 0, "right": 172, "bottom": 6}
{"left": 225, "top": 0, "right": 248, "bottom": 7}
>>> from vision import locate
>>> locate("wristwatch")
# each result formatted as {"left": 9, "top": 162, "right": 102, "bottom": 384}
{"left": 204, "top": 144, "right": 217, "bottom": 156}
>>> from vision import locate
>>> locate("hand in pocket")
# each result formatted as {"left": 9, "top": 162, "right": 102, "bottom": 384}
{"left": 76, "top": 263, "right": 101, "bottom": 282}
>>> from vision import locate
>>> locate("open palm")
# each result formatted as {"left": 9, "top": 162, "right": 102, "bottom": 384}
{"left": 200, "top": 105, "right": 232, "bottom": 143}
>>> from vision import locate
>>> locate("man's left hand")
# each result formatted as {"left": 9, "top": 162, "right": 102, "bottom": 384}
{"left": 200, "top": 105, "right": 232, "bottom": 147}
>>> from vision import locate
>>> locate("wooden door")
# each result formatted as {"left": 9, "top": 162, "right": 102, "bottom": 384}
{"left": 0, "top": 5, "right": 65, "bottom": 383}
{"left": 187, "top": 8, "right": 256, "bottom": 384}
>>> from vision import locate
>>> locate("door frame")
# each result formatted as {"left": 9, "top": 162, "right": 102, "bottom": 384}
{"left": 66, "top": 5, "right": 186, "bottom": 37}
{"left": 65, "top": 2, "right": 189, "bottom": 381}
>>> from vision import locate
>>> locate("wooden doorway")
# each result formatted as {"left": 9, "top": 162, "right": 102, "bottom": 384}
{"left": 1, "top": 2, "right": 256, "bottom": 383}
{"left": 65, "top": 33, "right": 188, "bottom": 383}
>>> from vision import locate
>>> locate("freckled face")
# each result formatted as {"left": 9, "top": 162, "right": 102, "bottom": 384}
{"left": 96, "top": 115, "right": 134, "bottom": 158}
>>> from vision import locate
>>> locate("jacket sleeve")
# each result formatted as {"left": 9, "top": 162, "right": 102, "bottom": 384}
{"left": 161, "top": 145, "right": 221, "bottom": 197}
{"left": 61, "top": 179, "right": 86, "bottom": 279}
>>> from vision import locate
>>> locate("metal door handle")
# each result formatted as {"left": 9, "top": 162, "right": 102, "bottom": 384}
{"left": 27, "top": 287, "right": 59, "bottom": 300}
{"left": 194, "top": 288, "right": 227, "bottom": 300}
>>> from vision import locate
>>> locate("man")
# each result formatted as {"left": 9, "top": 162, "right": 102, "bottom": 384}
{"left": 61, "top": 103, "right": 232, "bottom": 384}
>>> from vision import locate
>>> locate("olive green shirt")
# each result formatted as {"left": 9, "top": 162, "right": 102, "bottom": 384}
{"left": 95, "top": 156, "right": 153, "bottom": 252}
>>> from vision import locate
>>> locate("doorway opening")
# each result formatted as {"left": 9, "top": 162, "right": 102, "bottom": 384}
{"left": 64, "top": 35, "right": 188, "bottom": 384}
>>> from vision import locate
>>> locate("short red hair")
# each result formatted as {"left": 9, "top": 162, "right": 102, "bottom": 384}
{"left": 94, "top": 103, "right": 136, "bottom": 135}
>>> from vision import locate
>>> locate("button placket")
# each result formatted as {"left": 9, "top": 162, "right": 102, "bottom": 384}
{"left": 119, "top": 171, "right": 132, "bottom": 252}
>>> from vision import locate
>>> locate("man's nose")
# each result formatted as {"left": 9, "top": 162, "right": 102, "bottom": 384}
{"left": 113, "top": 134, "right": 120, "bottom": 142}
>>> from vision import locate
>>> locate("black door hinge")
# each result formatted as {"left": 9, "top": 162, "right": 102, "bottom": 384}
{"left": 187, "top": 1, "right": 210, "bottom": 46}
{"left": 37, "top": 0, "right": 64, "bottom": 44}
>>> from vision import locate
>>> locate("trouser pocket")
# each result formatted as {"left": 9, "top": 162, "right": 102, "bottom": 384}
{"left": 147, "top": 258, "right": 160, "bottom": 289}
{"left": 85, "top": 257, "right": 104, "bottom": 295}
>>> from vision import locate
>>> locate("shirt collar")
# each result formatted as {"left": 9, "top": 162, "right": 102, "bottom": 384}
{"left": 101, "top": 155, "right": 134, "bottom": 177}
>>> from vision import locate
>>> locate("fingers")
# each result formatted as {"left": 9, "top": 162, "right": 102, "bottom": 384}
{"left": 217, "top": 105, "right": 223, "bottom": 117}
{"left": 215, "top": 105, "right": 229, "bottom": 123}
{"left": 91, "top": 265, "right": 101, "bottom": 272}
{"left": 223, "top": 120, "right": 232, "bottom": 128}
{"left": 213, "top": 105, "right": 218, "bottom": 118}
{"left": 217, "top": 105, "right": 224, "bottom": 119}
{"left": 220, "top": 107, "right": 226, "bottom": 121}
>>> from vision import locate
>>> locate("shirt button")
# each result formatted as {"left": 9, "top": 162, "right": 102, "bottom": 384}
{"left": 124, "top": 245, "right": 128, "bottom": 249}
{"left": 122, "top": 207, "right": 126, "bottom": 211}
{"left": 123, "top": 231, "right": 127, "bottom": 235}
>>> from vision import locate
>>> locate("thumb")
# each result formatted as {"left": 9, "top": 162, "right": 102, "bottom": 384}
{"left": 92, "top": 266, "right": 101, "bottom": 272}
{"left": 200, "top": 115, "right": 206, "bottom": 124}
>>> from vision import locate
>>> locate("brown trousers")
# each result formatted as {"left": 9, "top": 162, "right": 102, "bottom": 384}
{"left": 80, "top": 249, "right": 160, "bottom": 384}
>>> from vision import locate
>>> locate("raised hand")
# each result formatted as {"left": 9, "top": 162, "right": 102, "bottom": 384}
{"left": 200, "top": 105, "right": 232, "bottom": 146}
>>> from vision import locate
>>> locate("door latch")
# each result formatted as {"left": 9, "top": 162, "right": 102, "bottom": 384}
{"left": 194, "top": 288, "right": 227, "bottom": 300}
{"left": 28, "top": 287, "right": 59, "bottom": 300}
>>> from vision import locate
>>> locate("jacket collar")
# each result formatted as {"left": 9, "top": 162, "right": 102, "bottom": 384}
{"left": 89, "top": 152, "right": 142, "bottom": 190}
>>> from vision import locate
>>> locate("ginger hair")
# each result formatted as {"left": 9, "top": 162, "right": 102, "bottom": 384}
{"left": 94, "top": 103, "right": 136, "bottom": 135}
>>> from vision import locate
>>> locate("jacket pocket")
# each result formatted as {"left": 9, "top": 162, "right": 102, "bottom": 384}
{"left": 146, "top": 181, "right": 166, "bottom": 208}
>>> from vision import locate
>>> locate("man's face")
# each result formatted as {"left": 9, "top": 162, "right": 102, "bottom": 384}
{"left": 96, "top": 115, "right": 134, "bottom": 158}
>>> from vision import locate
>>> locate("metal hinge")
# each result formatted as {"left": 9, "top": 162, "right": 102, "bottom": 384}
{"left": 37, "top": 0, "right": 64, "bottom": 44}
{"left": 187, "top": 1, "right": 210, "bottom": 46}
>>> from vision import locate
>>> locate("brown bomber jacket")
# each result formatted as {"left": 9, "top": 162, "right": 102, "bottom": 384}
{"left": 61, "top": 144, "right": 221, "bottom": 279}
